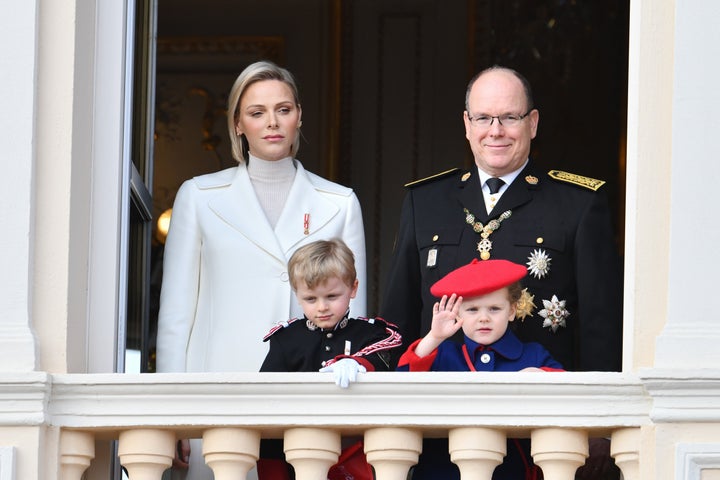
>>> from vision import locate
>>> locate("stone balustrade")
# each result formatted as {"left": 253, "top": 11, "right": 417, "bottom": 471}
{"left": 60, "top": 424, "right": 643, "bottom": 480}
{"left": 6, "top": 371, "right": 665, "bottom": 479}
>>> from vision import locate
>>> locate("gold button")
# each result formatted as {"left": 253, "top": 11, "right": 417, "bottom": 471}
{"left": 432, "top": 235, "right": 439, "bottom": 242}
{"left": 536, "top": 237, "right": 544, "bottom": 244}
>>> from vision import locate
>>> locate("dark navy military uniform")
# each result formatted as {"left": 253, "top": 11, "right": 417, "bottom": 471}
{"left": 382, "top": 162, "right": 622, "bottom": 371}
{"left": 260, "top": 315, "right": 402, "bottom": 372}
{"left": 258, "top": 315, "right": 401, "bottom": 480}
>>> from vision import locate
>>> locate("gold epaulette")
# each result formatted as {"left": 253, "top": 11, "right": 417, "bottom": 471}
{"left": 404, "top": 168, "right": 460, "bottom": 188}
{"left": 547, "top": 170, "right": 605, "bottom": 191}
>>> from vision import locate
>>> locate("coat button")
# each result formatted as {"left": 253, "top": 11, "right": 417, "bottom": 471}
{"left": 480, "top": 353, "right": 491, "bottom": 364}
{"left": 326, "top": 333, "right": 333, "bottom": 338}
{"left": 280, "top": 271, "right": 289, "bottom": 281}
{"left": 325, "top": 346, "right": 331, "bottom": 352}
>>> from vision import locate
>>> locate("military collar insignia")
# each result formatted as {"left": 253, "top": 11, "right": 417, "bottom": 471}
{"left": 461, "top": 172, "right": 471, "bottom": 182}
{"left": 525, "top": 175, "right": 538, "bottom": 185}
{"left": 305, "top": 313, "right": 350, "bottom": 331}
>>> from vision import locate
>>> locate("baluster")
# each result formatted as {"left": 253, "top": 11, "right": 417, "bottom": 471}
{"left": 449, "top": 427, "right": 506, "bottom": 480}
{"left": 611, "top": 427, "right": 641, "bottom": 480}
{"left": 531, "top": 428, "right": 588, "bottom": 480}
{"left": 118, "top": 429, "right": 175, "bottom": 480}
{"left": 284, "top": 427, "right": 341, "bottom": 480}
{"left": 364, "top": 427, "right": 422, "bottom": 480}
{"left": 60, "top": 430, "right": 95, "bottom": 480}
{"left": 203, "top": 427, "right": 260, "bottom": 480}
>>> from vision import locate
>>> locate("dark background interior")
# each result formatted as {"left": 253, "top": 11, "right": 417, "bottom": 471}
{"left": 139, "top": 0, "right": 629, "bottom": 371}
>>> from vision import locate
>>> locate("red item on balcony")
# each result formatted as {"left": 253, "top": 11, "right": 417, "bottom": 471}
{"left": 328, "top": 441, "right": 374, "bottom": 480}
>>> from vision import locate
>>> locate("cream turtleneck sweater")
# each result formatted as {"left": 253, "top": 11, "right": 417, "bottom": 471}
{"left": 246, "top": 154, "right": 296, "bottom": 229}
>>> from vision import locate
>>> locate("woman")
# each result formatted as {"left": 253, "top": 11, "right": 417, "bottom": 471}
{"left": 156, "top": 60, "right": 367, "bottom": 479}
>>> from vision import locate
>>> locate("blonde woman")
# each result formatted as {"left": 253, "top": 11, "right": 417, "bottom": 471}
{"left": 157, "top": 60, "right": 367, "bottom": 479}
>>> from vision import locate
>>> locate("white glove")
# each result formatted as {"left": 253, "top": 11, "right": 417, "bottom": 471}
{"left": 319, "top": 358, "right": 367, "bottom": 388}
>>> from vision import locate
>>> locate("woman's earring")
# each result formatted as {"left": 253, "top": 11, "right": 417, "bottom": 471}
{"left": 298, "top": 121, "right": 302, "bottom": 128}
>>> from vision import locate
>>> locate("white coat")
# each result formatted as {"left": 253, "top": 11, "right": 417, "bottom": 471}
{"left": 156, "top": 160, "right": 367, "bottom": 374}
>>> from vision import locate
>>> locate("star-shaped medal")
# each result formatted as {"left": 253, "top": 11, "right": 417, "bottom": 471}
{"left": 527, "top": 249, "right": 552, "bottom": 279}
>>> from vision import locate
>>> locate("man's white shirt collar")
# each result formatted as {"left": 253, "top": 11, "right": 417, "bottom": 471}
{"left": 477, "top": 159, "right": 529, "bottom": 194}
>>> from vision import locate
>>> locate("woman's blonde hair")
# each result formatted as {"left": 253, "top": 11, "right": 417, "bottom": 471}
{"left": 227, "top": 60, "right": 301, "bottom": 163}
{"left": 288, "top": 239, "right": 357, "bottom": 291}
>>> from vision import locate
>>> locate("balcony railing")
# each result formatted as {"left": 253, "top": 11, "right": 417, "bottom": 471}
{"left": 8, "top": 371, "right": 654, "bottom": 480}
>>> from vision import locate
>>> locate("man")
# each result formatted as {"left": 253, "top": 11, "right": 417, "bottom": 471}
{"left": 382, "top": 66, "right": 622, "bottom": 372}
{"left": 382, "top": 67, "right": 623, "bottom": 478}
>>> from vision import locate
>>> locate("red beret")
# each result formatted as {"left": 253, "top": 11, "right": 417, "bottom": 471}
{"left": 430, "top": 259, "right": 527, "bottom": 298}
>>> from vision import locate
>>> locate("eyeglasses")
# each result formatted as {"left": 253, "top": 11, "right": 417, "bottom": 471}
{"left": 467, "top": 110, "right": 532, "bottom": 128}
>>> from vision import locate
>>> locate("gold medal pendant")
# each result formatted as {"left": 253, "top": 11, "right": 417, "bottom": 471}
{"left": 464, "top": 208, "right": 512, "bottom": 261}
{"left": 477, "top": 238, "right": 492, "bottom": 260}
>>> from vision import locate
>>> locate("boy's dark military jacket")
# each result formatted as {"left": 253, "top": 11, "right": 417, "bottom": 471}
{"left": 381, "top": 162, "right": 623, "bottom": 371}
{"left": 260, "top": 316, "right": 402, "bottom": 372}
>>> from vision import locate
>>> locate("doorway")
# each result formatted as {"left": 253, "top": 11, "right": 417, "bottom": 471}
{"left": 133, "top": 0, "right": 629, "bottom": 372}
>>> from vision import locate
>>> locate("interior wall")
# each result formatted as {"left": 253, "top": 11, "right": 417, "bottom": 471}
{"left": 151, "top": 0, "right": 629, "bottom": 327}
{"left": 154, "top": 0, "right": 333, "bottom": 212}
{"left": 342, "top": 0, "right": 470, "bottom": 312}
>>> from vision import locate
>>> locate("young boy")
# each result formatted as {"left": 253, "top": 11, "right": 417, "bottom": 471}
{"left": 397, "top": 258, "right": 563, "bottom": 480}
{"left": 261, "top": 238, "right": 402, "bottom": 383}
{"left": 259, "top": 239, "right": 401, "bottom": 480}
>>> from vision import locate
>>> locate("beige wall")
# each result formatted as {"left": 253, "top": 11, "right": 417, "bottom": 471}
{"left": 32, "top": 0, "right": 128, "bottom": 375}
{"left": 656, "top": 424, "right": 720, "bottom": 478}
{"left": 0, "top": 427, "right": 57, "bottom": 479}
{"left": 624, "top": 0, "right": 675, "bottom": 370}
{"left": 8, "top": 0, "right": 720, "bottom": 478}
{"left": 33, "top": 0, "right": 78, "bottom": 375}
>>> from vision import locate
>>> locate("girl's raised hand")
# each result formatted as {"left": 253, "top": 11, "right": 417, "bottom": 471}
{"left": 430, "top": 294, "right": 464, "bottom": 340}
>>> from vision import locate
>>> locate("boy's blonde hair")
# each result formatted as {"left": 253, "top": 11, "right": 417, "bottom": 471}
{"left": 288, "top": 239, "right": 356, "bottom": 290}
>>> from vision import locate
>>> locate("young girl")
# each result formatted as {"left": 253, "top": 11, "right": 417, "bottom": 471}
{"left": 398, "top": 258, "right": 563, "bottom": 480}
